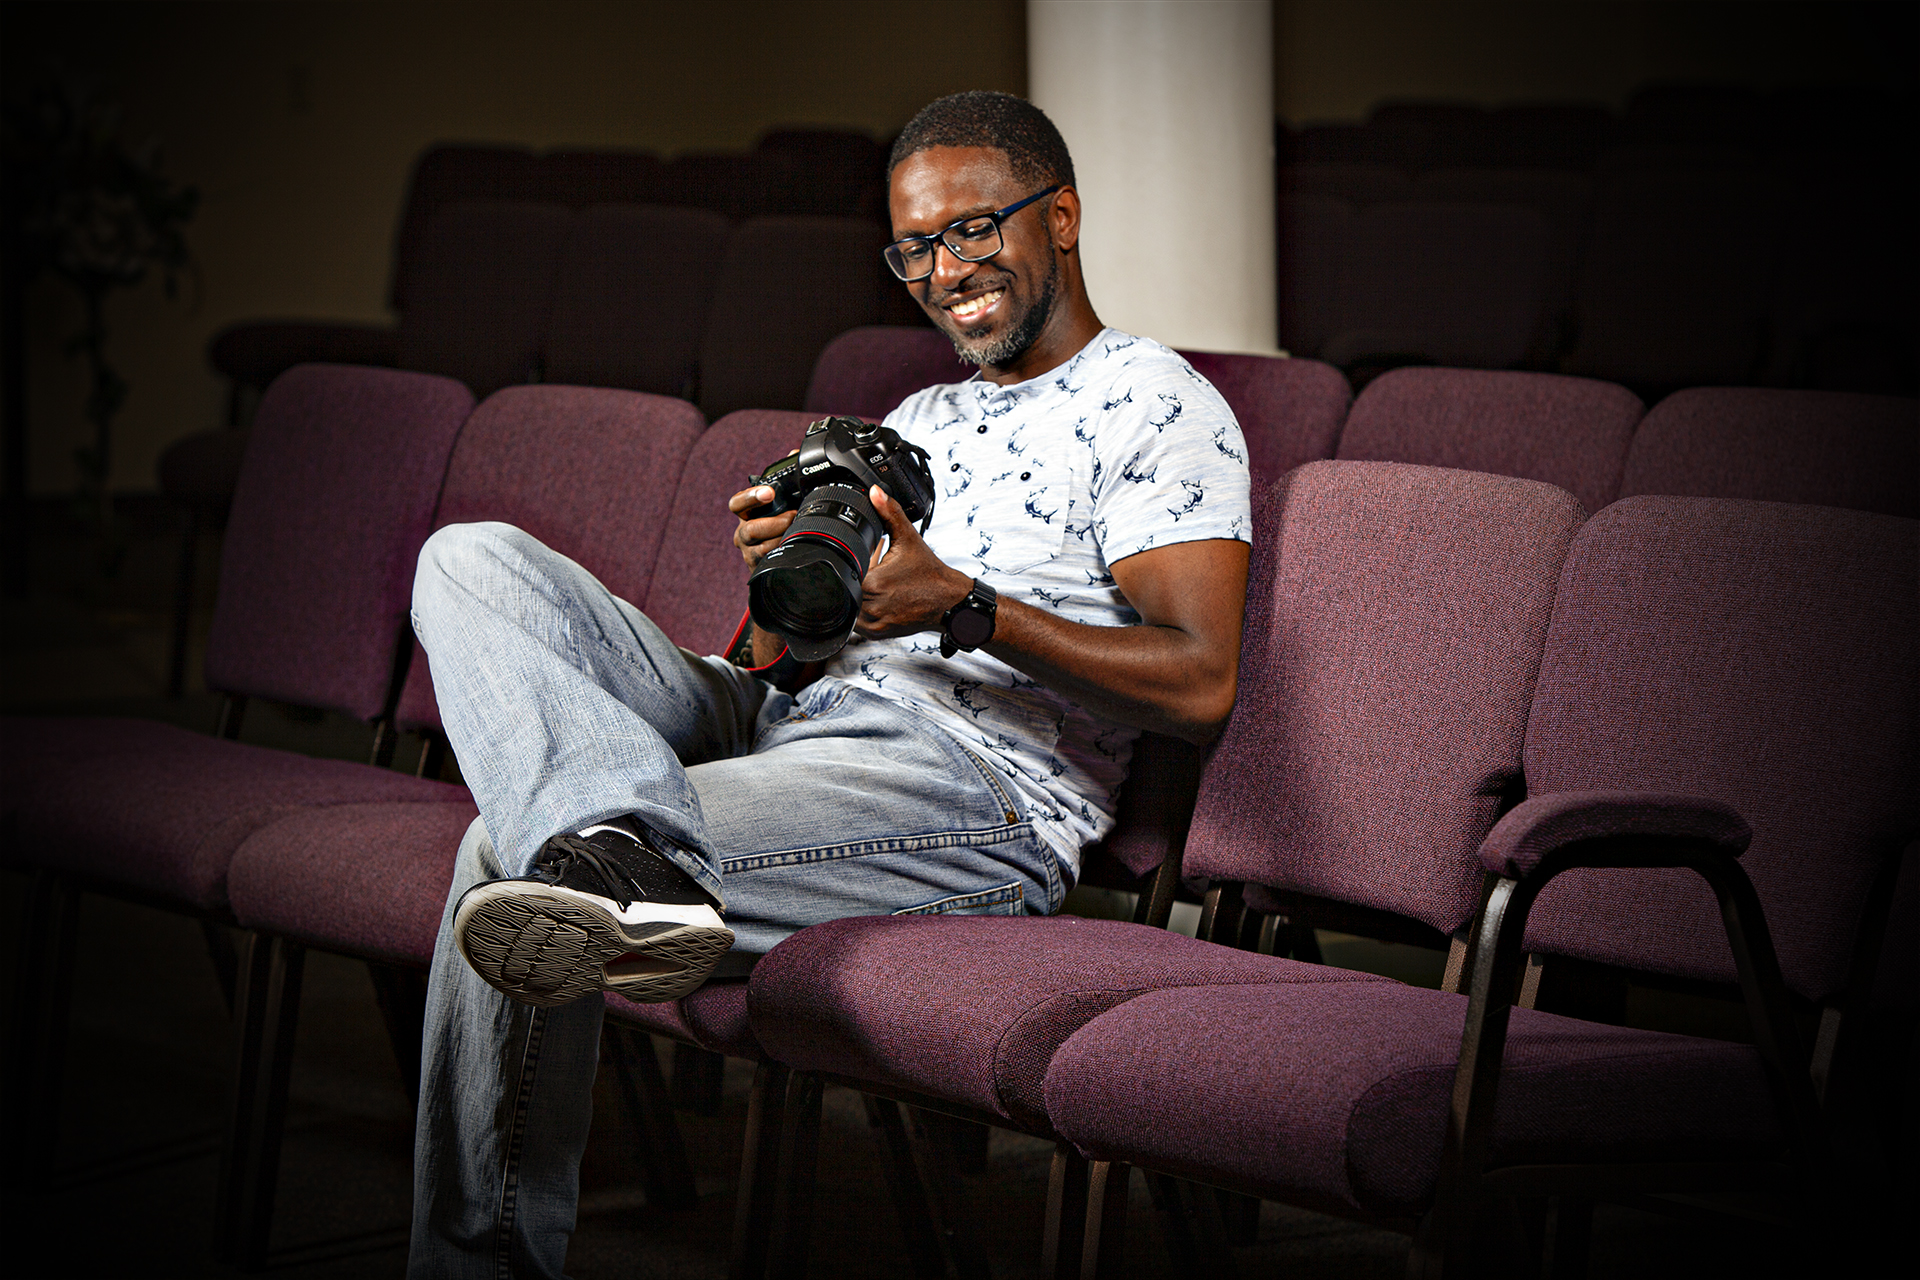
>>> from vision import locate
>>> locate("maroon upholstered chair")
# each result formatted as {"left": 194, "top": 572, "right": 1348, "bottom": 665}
{"left": 1566, "top": 167, "right": 1780, "bottom": 393}
{"left": 1041, "top": 495, "right": 1912, "bottom": 1275}
{"left": 697, "top": 216, "right": 889, "bottom": 420}
{"left": 395, "top": 200, "right": 572, "bottom": 399}
{"left": 742, "top": 461, "right": 1586, "bottom": 1273}
{"left": 1178, "top": 350, "right": 1350, "bottom": 488}
{"left": 802, "top": 326, "right": 972, "bottom": 421}
{"left": 1320, "top": 202, "right": 1553, "bottom": 373}
{"left": 1276, "top": 193, "right": 1352, "bottom": 358}
{"left": 220, "top": 391, "right": 759, "bottom": 1268}
{"left": 392, "top": 386, "right": 708, "bottom": 740}
{"left": 1619, "top": 387, "right": 1918, "bottom": 517}
{"left": 2, "top": 366, "right": 473, "bottom": 1205}
{"left": 543, "top": 204, "right": 730, "bottom": 399}
{"left": 1338, "top": 366, "right": 1645, "bottom": 515}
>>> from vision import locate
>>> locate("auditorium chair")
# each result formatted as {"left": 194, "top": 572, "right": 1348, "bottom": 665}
{"left": 1, "top": 365, "right": 475, "bottom": 1183}
{"left": 394, "top": 200, "right": 573, "bottom": 399}
{"left": 218, "top": 404, "right": 783, "bottom": 1273}
{"left": 541, "top": 204, "right": 731, "bottom": 401}
{"left": 1619, "top": 387, "right": 1918, "bottom": 517}
{"left": 1040, "top": 494, "right": 1913, "bottom": 1276}
{"left": 1336, "top": 366, "right": 1644, "bottom": 515}
{"left": 696, "top": 217, "right": 890, "bottom": 420}
{"left": 803, "top": 326, "right": 972, "bottom": 422}
{"left": 1565, "top": 166, "right": 1781, "bottom": 394}
{"left": 1178, "top": 350, "right": 1351, "bottom": 488}
{"left": 1319, "top": 201, "right": 1553, "bottom": 376}
{"left": 742, "top": 460, "right": 1587, "bottom": 1276}
{"left": 1277, "top": 161, "right": 1412, "bottom": 207}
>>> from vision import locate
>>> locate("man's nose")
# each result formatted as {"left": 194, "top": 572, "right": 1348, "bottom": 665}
{"left": 929, "top": 239, "right": 978, "bottom": 292}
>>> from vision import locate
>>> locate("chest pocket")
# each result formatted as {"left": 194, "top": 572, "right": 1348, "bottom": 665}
{"left": 965, "top": 428, "right": 1078, "bottom": 576}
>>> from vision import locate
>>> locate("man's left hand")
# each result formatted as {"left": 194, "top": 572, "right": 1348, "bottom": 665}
{"left": 854, "top": 486, "right": 973, "bottom": 640}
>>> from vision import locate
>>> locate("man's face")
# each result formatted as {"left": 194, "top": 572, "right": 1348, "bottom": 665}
{"left": 888, "top": 146, "right": 1061, "bottom": 371}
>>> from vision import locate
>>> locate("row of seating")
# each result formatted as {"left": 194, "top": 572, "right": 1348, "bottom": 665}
{"left": 1283, "top": 85, "right": 1914, "bottom": 171}
{"left": 7, "top": 349, "right": 1912, "bottom": 1272}
{"left": 1279, "top": 157, "right": 1913, "bottom": 395}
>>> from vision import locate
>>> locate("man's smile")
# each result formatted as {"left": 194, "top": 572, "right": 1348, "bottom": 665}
{"left": 944, "top": 287, "right": 1005, "bottom": 324}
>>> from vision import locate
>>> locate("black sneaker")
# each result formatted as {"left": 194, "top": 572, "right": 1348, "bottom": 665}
{"left": 453, "top": 819, "right": 733, "bottom": 1007}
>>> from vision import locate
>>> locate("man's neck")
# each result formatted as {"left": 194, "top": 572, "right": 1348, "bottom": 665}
{"left": 978, "top": 303, "right": 1106, "bottom": 387}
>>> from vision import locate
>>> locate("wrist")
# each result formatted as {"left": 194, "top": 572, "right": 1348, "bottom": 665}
{"left": 940, "top": 578, "right": 998, "bottom": 658}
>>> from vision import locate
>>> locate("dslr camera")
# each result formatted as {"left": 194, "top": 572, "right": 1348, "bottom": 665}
{"left": 744, "top": 416, "right": 938, "bottom": 661}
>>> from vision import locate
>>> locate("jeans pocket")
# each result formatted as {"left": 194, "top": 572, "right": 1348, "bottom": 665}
{"left": 892, "top": 881, "right": 1025, "bottom": 917}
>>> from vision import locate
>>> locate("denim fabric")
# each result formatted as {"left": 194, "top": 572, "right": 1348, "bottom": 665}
{"left": 407, "top": 522, "right": 1063, "bottom": 1278}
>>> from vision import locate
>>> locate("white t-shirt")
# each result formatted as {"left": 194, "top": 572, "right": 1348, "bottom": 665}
{"left": 820, "top": 328, "right": 1252, "bottom": 874}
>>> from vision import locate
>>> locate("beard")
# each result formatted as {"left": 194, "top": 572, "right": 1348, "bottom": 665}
{"left": 944, "top": 253, "right": 1061, "bottom": 370}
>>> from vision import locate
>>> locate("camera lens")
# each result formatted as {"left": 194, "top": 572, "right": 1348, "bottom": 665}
{"left": 746, "top": 482, "right": 880, "bottom": 660}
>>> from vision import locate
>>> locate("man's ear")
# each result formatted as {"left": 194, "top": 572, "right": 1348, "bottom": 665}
{"left": 1051, "top": 185, "right": 1081, "bottom": 254}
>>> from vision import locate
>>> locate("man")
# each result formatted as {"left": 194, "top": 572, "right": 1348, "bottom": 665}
{"left": 408, "top": 91, "right": 1251, "bottom": 1276}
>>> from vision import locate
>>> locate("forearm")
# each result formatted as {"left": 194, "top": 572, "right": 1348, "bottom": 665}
{"left": 982, "top": 596, "right": 1238, "bottom": 745}
{"left": 751, "top": 622, "right": 787, "bottom": 668}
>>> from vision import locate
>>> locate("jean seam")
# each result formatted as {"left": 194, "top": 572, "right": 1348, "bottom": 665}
{"left": 495, "top": 1006, "right": 546, "bottom": 1280}
{"left": 718, "top": 821, "right": 1036, "bottom": 873}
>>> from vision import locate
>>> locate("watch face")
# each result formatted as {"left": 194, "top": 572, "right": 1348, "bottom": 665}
{"left": 949, "top": 603, "right": 995, "bottom": 648}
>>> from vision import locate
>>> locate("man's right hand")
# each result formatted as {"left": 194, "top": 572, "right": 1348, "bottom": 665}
{"left": 729, "top": 483, "right": 797, "bottom": 570}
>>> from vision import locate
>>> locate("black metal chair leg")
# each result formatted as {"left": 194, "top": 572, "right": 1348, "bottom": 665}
{"left": 671, "top": 1041, "right": 726, "bottom": 1115}
{"left": 1043, "top": 1143, "right": 1090, "bottom": 1279}
{"left": 1081, "top": 1160, "right": 1132, "bottom": 1280}
{"left": 726, "top": 1060, "right": 789, "bottom": 1280}
{"left": 1544, "top": 1196, "right": 1592, "bottom": 1280}
{"left": 202, "top": 919, "right": 239, "bottom": 1014}
{"left": 5, "top": 871, "right": 79, "bottom": 1189}
{"left": 166, "top": 503, "right": 201, "bottom": 699}
{"left": 765, "top": 1071, "right": 824, "bottom": 1280}
{"left": 902, "top": 1105, "right": 993, "bottom": 1279}
{"left": 215, "top": 933, "right": 305, "bottom": 1270}
{"left": 1148, "top": 1173, "right": 1238, "bottom": 1277}
{"left": 605, "top": 1026, "right": 698, "bottom": 1210}
{"left": 864, "top": 1097, "right": 950, "bottom": 1278}
{"left": 364, "top": 962, "right": 427, "bottom": 1108}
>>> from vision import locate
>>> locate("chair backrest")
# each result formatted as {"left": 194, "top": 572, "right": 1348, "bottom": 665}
{"left": 1337, "top": 367, "right": 1644, "bottom": 515}
{"left": 1521, "top": 497, "right": 1918, "bottom": 1001}
{"left": 205, "top": 365, "right": 475, "bottom": 720}
{"left": 1176, "top": 351, "right": 1350, "bottom": 487}
{"left": 1321, "top": 202, "right": 1553, "bottom": 372}
{"left": 394, "top": 386, "right": 706, "bottom": 732}
{"left": 640, "top": 410, "right": 822, "bottom": 655}
{"left": 1184, "top": 461, "right": 1585, "bottom": 937}
{"left": 389, "top": 145, "right": 542, "bottom": 310}
{"left": 1620, "top": 387, "right": 1918, "bottom": 518}
{"left": 396, "top": 200, "right": 572, "bottom": 399}
{"left": 544, "top": 203, "right": 731, "bottom": 398}
{"left": 1568, "top": 167, "right": 1780, "bottom": 389}
{"left": 803, "top": 326, "right": 974, "bottom": 421}
{"left": 1276, "top": 193, "right": 1352, "bottom": 358}
{"left": 541, "top": 148, "right": 666, "bottom": 207}
{"left": 698, "top": 216, "right": 888, "bottom": 420}
{"left": 1277, "top": 162, "right": 1412, "bottom": 207}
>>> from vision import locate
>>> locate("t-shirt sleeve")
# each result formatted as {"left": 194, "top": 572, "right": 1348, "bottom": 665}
{"left": 1089, "top": 354, "right": 1253, "bottom": 563}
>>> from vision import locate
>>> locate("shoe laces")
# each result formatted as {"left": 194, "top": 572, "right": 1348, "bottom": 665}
{"left": 536, "top": 833, "right": 646, "bottom": 910}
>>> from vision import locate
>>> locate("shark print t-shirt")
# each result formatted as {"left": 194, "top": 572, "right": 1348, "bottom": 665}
{"left": 818, "top": 328, "right": 1252, "bottom": 876}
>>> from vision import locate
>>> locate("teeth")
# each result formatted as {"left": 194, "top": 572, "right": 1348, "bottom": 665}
{"left": 949, "top": 289, "right": 1003, "bottom": 320}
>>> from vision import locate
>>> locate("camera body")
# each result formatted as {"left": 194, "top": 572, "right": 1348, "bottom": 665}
{"left": 745, "top": 416, "right": 937, "bottom": 661}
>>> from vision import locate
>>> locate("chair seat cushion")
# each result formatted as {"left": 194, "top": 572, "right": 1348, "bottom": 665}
{"left": 748, "top": 914, "right": 1393, "bottom": 1132}
{"left": 4, "top": 718, "right": 463, "bottom": 911}
{"left": 228, "top": 796, "right": 479, "bottom": 966}
{"left": 607, "top": 983, "right": 764, "bottom": 1061}
{"left": 1044, "top": 982, "right": 1782, "bottom": 1216}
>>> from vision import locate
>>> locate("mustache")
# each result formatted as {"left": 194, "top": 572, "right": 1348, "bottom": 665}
{"left": 928, "top": 272, "right": 1013, "bottom": 307}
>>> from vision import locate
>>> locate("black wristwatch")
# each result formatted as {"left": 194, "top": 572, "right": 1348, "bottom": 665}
{"left": 940, "top": 579, "right": 998, "bottom": 658}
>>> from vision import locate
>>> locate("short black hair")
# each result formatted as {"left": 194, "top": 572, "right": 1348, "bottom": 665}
{"left": 888, "top": 91, "right": 1076, "bottom": 191}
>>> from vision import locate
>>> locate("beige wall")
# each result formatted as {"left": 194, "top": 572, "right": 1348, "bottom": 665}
{"left": 7, "top": 0, "right": 1907, "bottom": 493}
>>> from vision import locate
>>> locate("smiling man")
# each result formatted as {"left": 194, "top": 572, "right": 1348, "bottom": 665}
{"left": 407, "top": 91, "right": 1251, "bottom": 1277}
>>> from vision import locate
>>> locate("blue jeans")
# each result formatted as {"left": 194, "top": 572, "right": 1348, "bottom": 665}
{"left": 407, "top": 522, "right": 1064, "bottom": 1279}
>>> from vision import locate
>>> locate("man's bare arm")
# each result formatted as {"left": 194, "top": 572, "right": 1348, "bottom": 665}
{"left": 855, "top": 488, "right": 1249, "bottom": 746}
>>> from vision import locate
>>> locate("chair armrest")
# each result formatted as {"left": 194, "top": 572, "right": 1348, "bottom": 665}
{"left": 1478, "top": 790, "right": 1751, "bottom": 880}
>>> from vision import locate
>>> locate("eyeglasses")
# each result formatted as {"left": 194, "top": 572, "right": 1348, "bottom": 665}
{"left": 883, "top": 185, "right": 1061, "bottom": 282}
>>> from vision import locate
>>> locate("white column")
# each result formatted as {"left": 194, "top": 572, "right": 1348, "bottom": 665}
{"left": 1028, "top": 0, "right": 1277, "bottom": 355}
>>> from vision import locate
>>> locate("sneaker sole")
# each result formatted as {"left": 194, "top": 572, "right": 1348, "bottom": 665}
{"left": 453, "top": 880, "right": 734, "bottom": 1007}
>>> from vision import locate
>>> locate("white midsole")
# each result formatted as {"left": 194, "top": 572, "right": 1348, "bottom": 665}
{"left": 539, "top": 881, "right": 726, "bottom": 932}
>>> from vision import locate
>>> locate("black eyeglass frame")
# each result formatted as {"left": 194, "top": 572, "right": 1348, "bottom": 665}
{"left": 883, "top": 185, "right": 1062, "bottom": 282}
